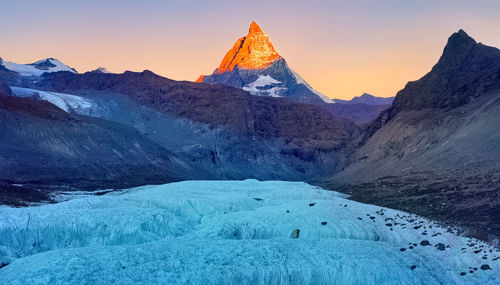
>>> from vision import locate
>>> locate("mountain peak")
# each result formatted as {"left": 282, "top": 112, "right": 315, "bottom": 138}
{"left": 215, "top": 21, "right": 281, "bottom": 74}
{"left": 439, "top": 29, "right": 477, "bottom": 64}
{"left": 448, "top": 29, "right": 476, "bottom": 46}
{"left": 249, "top": 21, "right": 263, "bottom": 34}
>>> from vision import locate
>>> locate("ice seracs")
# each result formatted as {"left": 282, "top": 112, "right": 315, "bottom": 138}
{"left": 0, "top": 180, "right": 498, "bottom": 284}
{"left": 0, "top": 57, "right": 76, "bottom": 76}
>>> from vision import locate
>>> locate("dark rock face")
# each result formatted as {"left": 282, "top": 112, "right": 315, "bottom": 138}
{"left": 0, "top": 81, "right": 12, "bottom": 95}
{"left": 391, "top": 29, "right": 500, "bottom": 114}
{"left": 326, "top": 30, "right": 500, "bottom": 241}
{"left": 29, "top": 70, "right": 359, "bottom": 151}
{"left": 30, "top": 58, "right": 57, "bottom": 70}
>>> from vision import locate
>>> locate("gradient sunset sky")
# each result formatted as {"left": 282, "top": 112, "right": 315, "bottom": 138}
{"left": 2, "top": 0, "right": 500, "bottom": 99}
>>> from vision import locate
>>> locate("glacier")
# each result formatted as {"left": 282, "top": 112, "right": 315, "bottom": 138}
{"left": 10, "top": 87, "right": 105, "bottom": 116}
{"left": 0, "top": 180, "right": 498, "bottom": 284}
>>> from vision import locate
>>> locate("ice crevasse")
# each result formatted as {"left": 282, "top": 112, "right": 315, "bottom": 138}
{"left": 0, "top": 180, "right": 499, "bottom": 284}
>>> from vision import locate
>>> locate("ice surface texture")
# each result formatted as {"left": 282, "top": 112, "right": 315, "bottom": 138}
{"left": 0, "top": 180, "right": 498, "bottom": 284}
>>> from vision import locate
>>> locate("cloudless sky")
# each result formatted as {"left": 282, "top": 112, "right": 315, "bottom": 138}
{"left": 1, "top": 0, "right": 500, "bottom": 99}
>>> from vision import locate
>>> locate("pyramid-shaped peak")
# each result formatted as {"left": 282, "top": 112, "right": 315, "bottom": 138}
{"left": 249, "top": 21, "right": 263, "bottom": 34}
{"left": 213, "top": 21, "right": 281, "bottom": 74}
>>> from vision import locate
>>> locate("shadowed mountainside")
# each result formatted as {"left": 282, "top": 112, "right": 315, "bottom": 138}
{"left": 326, "top": 30, "right": 500, "bottom": 241}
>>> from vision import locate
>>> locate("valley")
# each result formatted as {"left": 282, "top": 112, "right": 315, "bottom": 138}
{"left": 0, "top": 8, "right": 500, "bottom": 283}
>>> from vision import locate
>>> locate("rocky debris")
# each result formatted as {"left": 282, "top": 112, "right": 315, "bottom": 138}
{"left": 420, "top": 240, "right": 431, "bottom": 246}
{"left": 460, "top": 272, "right": 466, "bottom": 276}
{"left": 309, "top": 203, "right": 316, "bottom": 207}
{"left": 0, "top": 262, "right": 8, "bottom": 269}
{"left": 321, "top": 222, "right": 327, "bottom": 226}
{"left": 435, "top": 243, "right": 446, "bottom": 251}
{"left": 480, "top": 264, "right": 491, "bottom": 270}
{"left": 400, "top": 248, "right": 406, "bottom": 252}
{"left": 253, "top": 198, "right": 263, "bottom": 201}
{"left": 290, "top": 229, "right": 300, "bottom": 239}
{"left": 411, "top": 265, "right": 416, "bottom": 270}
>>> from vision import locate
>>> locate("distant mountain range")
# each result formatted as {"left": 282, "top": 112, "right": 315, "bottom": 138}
{"left": 332, "top": 93, "right": 394, "bottom": 105}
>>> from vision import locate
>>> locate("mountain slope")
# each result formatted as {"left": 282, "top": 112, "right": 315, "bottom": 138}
{"left": 196, "top": 22, "right": 330, "bottom": 104}
{"left": 0, "top": 83, "right": 197, "bottom": 204}
{"left": 327, "top": 30, "right": 500, "bottom": 241}
{"left": 2, "top": 69, "right": 359, "bottom": 184}
{"left": 28, "top": 70, "right": 358, "bottom": 147}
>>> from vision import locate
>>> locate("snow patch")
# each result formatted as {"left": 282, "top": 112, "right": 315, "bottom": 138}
{"left": 0, "top": 180, "right": 498, "bottom": 284}
{"left": 93, "top": 67, "right": 110, "bottom": 73}
{"left": 242, "top": 75, "right": 287, "bottom": 97}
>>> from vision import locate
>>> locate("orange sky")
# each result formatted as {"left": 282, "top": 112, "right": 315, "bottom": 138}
{"left": 1, "top": 0, "right": 500, "bottom": 99}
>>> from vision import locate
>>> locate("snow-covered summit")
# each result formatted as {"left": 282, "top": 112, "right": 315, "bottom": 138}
{"left": 90, "top": 67, "right": 110, "bottom": 74}
{"left": 196, "top": 22, "right": 331, "bottom": 105}
{"left": 0, "top": 57, "right": 76, "bottom": 76}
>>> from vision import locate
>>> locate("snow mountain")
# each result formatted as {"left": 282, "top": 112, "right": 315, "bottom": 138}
{"left": 0, "top": 57, "right": 76, "bottom": 76}
{"left": 196, "top": 21, "right": 331, "bottom": 104}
